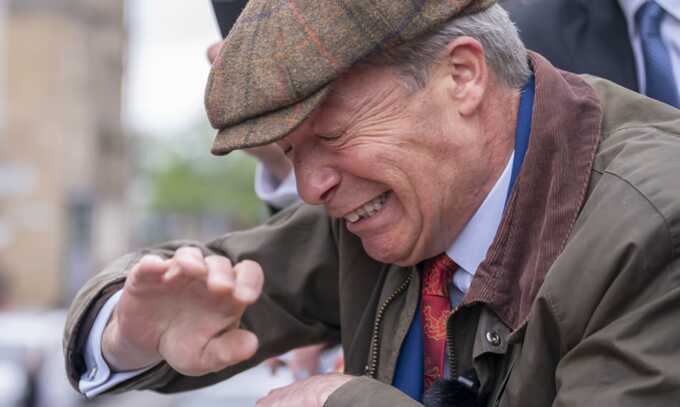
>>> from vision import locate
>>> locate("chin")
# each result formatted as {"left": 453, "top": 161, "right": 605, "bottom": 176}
{"left": 362, "top": 241, "right": 398, "bottom": 264}
{"left": 362, "top": 238, "right": 421, "bottom": 266}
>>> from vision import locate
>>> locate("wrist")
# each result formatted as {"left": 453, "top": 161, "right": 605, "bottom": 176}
{"left": 102, "top": 313, "right": 162, "bottom": 372}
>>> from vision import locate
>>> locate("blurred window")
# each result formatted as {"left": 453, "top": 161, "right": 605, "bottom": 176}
{"left": 65, "top": 194, "right": 93, "bottom": 303}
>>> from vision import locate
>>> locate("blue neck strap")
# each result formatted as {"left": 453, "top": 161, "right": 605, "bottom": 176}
{"left": 508, "top": 74, "right": 534, "bottom": 200}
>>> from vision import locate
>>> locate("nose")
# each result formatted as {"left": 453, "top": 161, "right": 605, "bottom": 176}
{"left": 294, "top": 156, "right": 341, "bottom": 205}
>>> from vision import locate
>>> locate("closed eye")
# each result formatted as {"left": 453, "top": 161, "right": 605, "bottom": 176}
{"left": 318, "top": 130, "right": 344, "bottom": 141}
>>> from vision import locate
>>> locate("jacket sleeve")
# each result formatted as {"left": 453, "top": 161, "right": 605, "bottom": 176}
{"left": 551, "top": 256, "right": 680, "bottom": 406}
{"left": 63, "top": 203, "right": 342, "bottom": 394}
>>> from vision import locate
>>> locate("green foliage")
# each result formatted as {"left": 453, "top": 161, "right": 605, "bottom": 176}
{"left": 136, "top": 122, "right": 266, "bottom": 229}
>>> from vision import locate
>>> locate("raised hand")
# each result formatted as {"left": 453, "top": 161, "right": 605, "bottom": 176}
{"left": 101, "top": 246, "right": 264, "bottom": 376}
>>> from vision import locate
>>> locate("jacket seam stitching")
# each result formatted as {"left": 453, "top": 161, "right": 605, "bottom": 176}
{"left": 600, "top": 169, "right": 676, "bottom": 257}
{"left": 605, "top": 124, "right": 677, "bottom": 135}
{"left": 542, "top": 280, "right": 569, "bottom": 355}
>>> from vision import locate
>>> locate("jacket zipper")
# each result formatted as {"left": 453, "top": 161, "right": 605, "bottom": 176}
{"left": 364, "top": 271, "right": 414, "bottom": 378}
{"left": 446, "top": 308, "right": 458, "bottom": 379}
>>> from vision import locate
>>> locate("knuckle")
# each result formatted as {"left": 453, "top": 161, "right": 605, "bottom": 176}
{"left": 238, "top": 259, "right": 263, "bottom": 272}
{"left": 131, "top": 257, "right": 158, "bottom": 279}
{"left": 205, "top": 255, "right": 232, "bottom": 269}
{"left": 140, "top": 253, "right": 160, "bottom": 262}
{"left": 136, "top": 254, "right": 159, "bottom": 268}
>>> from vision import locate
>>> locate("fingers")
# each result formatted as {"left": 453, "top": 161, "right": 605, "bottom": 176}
{"left": 206, "top": 255, "right": 235, "bottom": 294}
{"left": 129, "top": 255, "right": 171, "bottom": 285}
{"left": 205, "top": 256, "right": 264, "bottom": 304}
{"left": 133, "top": 247, "right": 263, "bottom": 306}
{"left": 200, "top": 329, "right": 259, "bottom": 374}
{"left": 164, "top": 247, "right": 208, "bottom": 282}
{"left": 233, "top": 260, "right": 264, "bottom": 304}
{"left": 174, "top": 246, "right": 207, "bottom": 272}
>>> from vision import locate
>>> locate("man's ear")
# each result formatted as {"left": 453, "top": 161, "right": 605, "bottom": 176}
{"left": 440, "top": 36, "right": 488, "bottom": 116}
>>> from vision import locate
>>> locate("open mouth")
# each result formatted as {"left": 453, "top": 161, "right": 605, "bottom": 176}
{"left": 344, "top": 192, "right": 390, "bottom": 224}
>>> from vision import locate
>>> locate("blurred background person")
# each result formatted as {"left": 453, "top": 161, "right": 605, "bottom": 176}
{"left": 503, "top": 0, "right": 679, "bottom": 107}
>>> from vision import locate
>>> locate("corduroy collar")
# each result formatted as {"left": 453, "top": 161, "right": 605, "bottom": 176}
{"left": 463, "top": 52, "right": 603, "bottom": 329}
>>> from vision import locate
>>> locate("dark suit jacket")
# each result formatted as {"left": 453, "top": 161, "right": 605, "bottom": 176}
{"left": 212, "top": 0, "right": 248, "bottom": 37}
{"left": 502, "top": 0, "right": 639, "bottom": 91}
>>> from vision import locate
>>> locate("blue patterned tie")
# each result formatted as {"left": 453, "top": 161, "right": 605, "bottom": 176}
{"left": 636, "top": 1, "right": 679, "bottom": 107}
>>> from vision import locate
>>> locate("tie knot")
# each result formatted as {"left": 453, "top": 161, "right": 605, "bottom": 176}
{"left": 637, "top": 1, "right": 666, "bottom": 36}
{"left": 422, "top": 254, "right": 458, "bottom": 297}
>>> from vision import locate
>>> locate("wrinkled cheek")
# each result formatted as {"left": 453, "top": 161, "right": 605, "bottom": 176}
{"left": 410, "top": 201, "right": 445, "bottom": 259}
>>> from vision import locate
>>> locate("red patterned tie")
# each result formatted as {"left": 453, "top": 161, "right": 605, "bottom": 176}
{"left": 421, "top": 253, "right": 457, "bottom": 390}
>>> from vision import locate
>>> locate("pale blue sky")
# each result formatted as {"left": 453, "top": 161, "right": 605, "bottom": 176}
{"left": 124, "top": 0, "right": 221, "bottom": 136}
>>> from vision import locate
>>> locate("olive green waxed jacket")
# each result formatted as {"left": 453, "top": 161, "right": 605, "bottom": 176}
{"left": 64, "top": 53, "right": 680, "bottom": 406}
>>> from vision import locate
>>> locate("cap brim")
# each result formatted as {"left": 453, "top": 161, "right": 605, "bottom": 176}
{"left": 211, "top": 85, "right": 330, "bottom": 156}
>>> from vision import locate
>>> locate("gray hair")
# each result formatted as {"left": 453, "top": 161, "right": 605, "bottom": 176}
{"left": 363, "top": 4, "right": 530, "bottom": 90}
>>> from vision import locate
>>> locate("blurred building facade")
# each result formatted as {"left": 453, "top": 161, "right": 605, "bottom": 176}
{"left": 0, "top": 0, "right": 130, "bottom": 307}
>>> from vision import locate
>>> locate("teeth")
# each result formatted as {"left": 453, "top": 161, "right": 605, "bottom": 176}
{"left": 346, "top": 212, "right": 360, "bottom": 223}
{"left": 345, "top": 192, "right": 388, "bottom": 223}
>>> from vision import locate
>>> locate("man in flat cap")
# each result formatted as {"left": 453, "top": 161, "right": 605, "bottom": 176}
{"left": 64, "top": 0, "right": 680, "bottom": 406}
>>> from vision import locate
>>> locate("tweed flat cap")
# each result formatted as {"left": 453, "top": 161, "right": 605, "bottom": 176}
{"left": 206, "top": 0, "right": 496, "bottom": 155}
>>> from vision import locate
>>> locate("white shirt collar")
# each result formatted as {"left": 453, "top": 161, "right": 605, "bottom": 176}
{"left": 619, "top": 0, "right": 680, "bottom": 35}
{"left": 446, "top": 152, "right": 515, "bottom": 287}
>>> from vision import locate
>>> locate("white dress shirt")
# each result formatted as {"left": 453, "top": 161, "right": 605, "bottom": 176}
{"left": 618, "top": 0, "right": 680, "bottom": 94}
{"left": 447, "top": 152, "right": 514, "bottom": 293}
{"left": 79, "top": 153, "right": 515, "bottom": 397}
{"left": 79, "top": 291, "right": 155, "bottom": 396}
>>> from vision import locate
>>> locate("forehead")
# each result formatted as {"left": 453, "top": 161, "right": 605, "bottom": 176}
{"left": 305, "top": 64, "right": 406, "bottom": 131}
{"left": 276, "top": 63, "right": 412, "bottom": 149}
{"left": 326, "top": 64, "right": 399, "bottom": 105}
